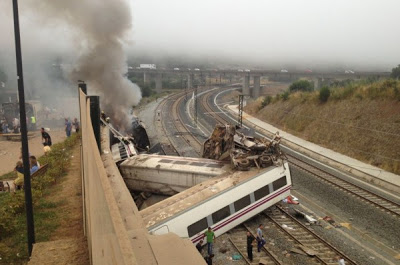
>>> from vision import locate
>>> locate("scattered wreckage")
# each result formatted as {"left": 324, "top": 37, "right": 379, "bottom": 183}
{"left": 202, "top": 124, "right": 287, "bottom": 171}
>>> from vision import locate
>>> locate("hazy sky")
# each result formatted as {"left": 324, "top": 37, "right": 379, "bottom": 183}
{"left": 131, "top": 0, "right": 400, "bottom": 68}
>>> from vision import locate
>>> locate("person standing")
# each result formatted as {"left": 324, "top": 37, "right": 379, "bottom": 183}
{"left": 73, "top": 118, "right": 80, "bottom": 133}
{"left": 338, "top": 257, "right": 346, "bottom": 265}
{"left": 65, "top": 118, "right": 72, "bottom": 137}
{"left": 204, "top": 254, "right": 214, "bottom": 265}
{"left": 203, "top": 227, "right": 216, "bottom": 256}
{"left": 246, "top": 231, "right": 255, "bottom": 261}
{"left": 256, "top": 224, "right": 266, "bottom": 252}
{"left": 41, "top": 128, "right": 52, "bottom": 146}
{"left": 30, "top": 115, "right": 36, "bottom": 130}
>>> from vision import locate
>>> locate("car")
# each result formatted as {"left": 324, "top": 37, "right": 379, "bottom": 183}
{"left": 280, "top": 69, "right": 288, "bottom": 73}
{"left": 244, "top": 69, "right": 250, "bottom": 72}
{"left": 345, "top": 70, "right": 355, "bottom": 74}
{"left": 128, "top": 66, "right": 133, "bottom": 70}
{"left": 305, "top": 69, "right": 312, "bottom": 73}
{"left": 174, "top": 68, "right": 180, "bottom": 71}
{"left": 194, "top": 68, "right": 200, "bottom": 71}
{"left": 238, "top": 69, "right": 244, "bottom": 72}
{"left": 187, "top": 68, "right": 191, "bottom": 71}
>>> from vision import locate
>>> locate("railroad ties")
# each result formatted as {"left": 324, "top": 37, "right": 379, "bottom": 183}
{"left": 228, "top": 225, "right": 281, "bottom": 265}
{"left": 289, "top": 156, "right": 400, "bottom": 218}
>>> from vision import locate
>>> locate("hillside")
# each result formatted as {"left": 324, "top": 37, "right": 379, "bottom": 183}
{"left": 244, "top": 79, "right": 400, "bottom": 175}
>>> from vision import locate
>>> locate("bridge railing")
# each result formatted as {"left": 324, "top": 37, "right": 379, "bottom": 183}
{"left": 79, "top": 89, "right": 137, "bottom": 265}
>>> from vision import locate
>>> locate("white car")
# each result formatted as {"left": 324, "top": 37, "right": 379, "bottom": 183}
{"left": 345, "top": 70, "right": 355, "bottom": 74}
{"left": 280, "top": 69, "right": 288, "bottom": 73}
{"left": 194, "top": 68, "right": 200, "bottom": 71}
{"left": 238, "top": 69, "right": 244, "bottom": 72}
{"left": 128, "top": 66, "right": 133, "bottom": 70}
{"left": 244, "top": 69, "right": 250, "bottom": 72}
{"left": 174, "top": 68, "right": 180, "bottom": 71}
{"left": 187, "top": 68, "right": 191, "bottom": 71}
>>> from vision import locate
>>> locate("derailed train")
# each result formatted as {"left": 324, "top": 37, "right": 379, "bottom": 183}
{"left": 117, "top": 124, "right": 292, "bottom": 244}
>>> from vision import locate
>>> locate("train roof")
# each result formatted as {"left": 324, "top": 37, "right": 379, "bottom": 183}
{"left": 120, "top": 154, "right": 231, "bottom": 176}
{"left": 140, "top": 163, "right": 285, "bottom": 229}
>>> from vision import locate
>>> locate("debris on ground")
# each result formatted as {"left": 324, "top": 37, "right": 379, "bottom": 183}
{"left": 323, "top": 216, "right": 342, "bottom": 228}
{"left": 282, "top": 195, "right": 300, "bottom": 205}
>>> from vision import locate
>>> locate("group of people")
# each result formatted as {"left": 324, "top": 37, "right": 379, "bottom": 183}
{"left": 0, "top": 116, "right": 37, "bottom": 134}
{"left": 65, "top": 118, "right": 79, "bottom": 137}
{"left": 14, "top": 155, "right": 40, "bottom": 190}
{"left": 196, "top": 225, "right": 346, "bottom": 265}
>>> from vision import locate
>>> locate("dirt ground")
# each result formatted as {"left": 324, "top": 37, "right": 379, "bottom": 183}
{"left": 0, "top": 129, "right": 66, "bottom": 176}
{"left": 28, "top": 145, "right": 89, "bottom": 265}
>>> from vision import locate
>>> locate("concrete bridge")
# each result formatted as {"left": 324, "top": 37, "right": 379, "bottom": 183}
{"left": 129, "top": 68, "right": 390, "bottom": 98}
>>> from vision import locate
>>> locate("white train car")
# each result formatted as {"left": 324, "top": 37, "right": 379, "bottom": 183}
{"left": 140, "top": 161, "right": 291, "bottom": 244}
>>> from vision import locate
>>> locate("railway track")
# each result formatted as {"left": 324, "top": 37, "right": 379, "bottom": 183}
{"left": 155, "top": 93, "right": 181, "bottom": 156}
{"left": 197, "top": 88, "right": 400, "bottom": 219}
{"left": 228, "top": 224, "right": 281, "bottom": 265}
{"left": 264, "top": 206, "right": 358, "bottom": 265}
{"left": 170, "top": 92, "right": 203, "bottom": 155}
{"left": 288, "top": 156, "right": 400, "bottom": 218}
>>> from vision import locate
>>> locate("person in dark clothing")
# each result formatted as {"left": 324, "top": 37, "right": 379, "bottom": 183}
{"left": 204, "top": 254, "right": 214, "bottom": 265}
{"left": 41, "top": 128, "right": 52, "bottom": 146}
{"left": 196, "top": 240, "right": 203, "bottom": 253}
{"left": 246, "top": 231, "right": 255, "bottom": 261}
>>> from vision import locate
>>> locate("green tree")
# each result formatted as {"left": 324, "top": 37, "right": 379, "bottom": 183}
{"left": 391, "top": 64, "right": 400, "bottom": 79}
{"left": 319, "top": 86, "right": 330, "bottom": 102}
{"left": 281, "top": 91, "right": 289, "bottom": 101}
{"left": 289, "top": 80, "right": 314, "bottom": 92}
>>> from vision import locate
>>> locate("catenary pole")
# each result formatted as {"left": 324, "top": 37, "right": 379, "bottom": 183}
{"left": 12, "top": 0, "right": 35, "bottom": 256}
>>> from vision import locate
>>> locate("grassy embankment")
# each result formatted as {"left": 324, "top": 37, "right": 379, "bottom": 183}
{"left": 245, "top": 79, "right": 400, "bottom": 175}
{"left": 0, "top": 134, "right": 80, "bottom": 264}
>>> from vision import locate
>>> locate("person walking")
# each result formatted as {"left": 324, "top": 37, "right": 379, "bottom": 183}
{"left": 337, "top": 257, "right": 346, "bottom": 265}
{"left": 246, "top": 231, "right": 255, "bottom": 261}
{"left": 256, "top": 224, "right": 266, "bottom": 252}
{"left": 41, "top": 128, "right": 52, "bottom": 146}
{"left": 203, "top": 227, "right": 216, "bottom": 256}
{"left": 65, "top": 118, "right": 72, "bottom": 137}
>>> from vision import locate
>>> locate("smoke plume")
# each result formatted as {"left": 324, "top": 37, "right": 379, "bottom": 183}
{"left": 1, "top": 0, "right": 141, "bottom": 131}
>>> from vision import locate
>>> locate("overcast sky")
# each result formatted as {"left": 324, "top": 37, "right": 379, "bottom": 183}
{"left": 130, "top": 0, "right": 400, "bottom": 68}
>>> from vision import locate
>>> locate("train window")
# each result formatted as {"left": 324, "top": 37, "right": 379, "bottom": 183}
{"left": 174, "top": 161, "right": 189, "bottom": 165}
{"left": 273, "top": 176, "right": 287, "bottom": 191}
{"left": 206, "top": 163, "right": 224, "bottom": 169}
{"left": 187, "top": 217, "right": 208, "bottom": 237}
{"left": 212, "top": 205, "right": 231, "bottom": 224}
{"left": 159, "top": 159, "right": 173, "bottom": 164}
{"left": 234, "top": 195, "right": 251, "bottom": 212}
{"left": 254, "top": 185, "right": 270, "bottom": 201}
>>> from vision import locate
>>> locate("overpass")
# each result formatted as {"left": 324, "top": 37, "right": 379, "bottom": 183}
{"left": 129, "top": 68, "right": 391, "bottom": 98}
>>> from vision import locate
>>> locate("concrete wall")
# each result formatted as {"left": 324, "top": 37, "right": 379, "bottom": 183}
{"left": 80, "top": 89, "right": 206, "bottom": 265}
{"left": 80, "top": 90, "right": 138, "bottom": 265}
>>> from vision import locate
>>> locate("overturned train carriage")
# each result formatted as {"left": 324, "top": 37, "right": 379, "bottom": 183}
{"left": 141, "top": 160, "right": 291, "bottom": 244}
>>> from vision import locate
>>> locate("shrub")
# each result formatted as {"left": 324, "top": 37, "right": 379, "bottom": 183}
{"left": 281, "top": 91, "right": 289, "bottom": 101}
{"left": 319, "top": 86, "right": 330, "bottom": 102}
{"left": 391, "top": 64, "right": 400, "bottom": 79}
{"left": 260, "top": 96, "right": 272, "bottom": 109}
{"left": 289, "top": 80, "right": 314, "bottom": 92}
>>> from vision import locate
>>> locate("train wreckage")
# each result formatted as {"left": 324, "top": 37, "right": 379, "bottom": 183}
{"left": 104, "top": 119, "right": 292, "bottom": 241}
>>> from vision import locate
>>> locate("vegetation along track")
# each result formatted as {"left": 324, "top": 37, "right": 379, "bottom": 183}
{"left": 265, "top": 206, "right": 358, "bottom": 265}
{"left": 288, "top": 156, "right": 400, "bottom": 218}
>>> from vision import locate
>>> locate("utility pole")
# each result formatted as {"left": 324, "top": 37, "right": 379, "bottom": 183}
{"left": 238, "top": 94, "right": 244, "bottom": 128}
{"left": 194, "top": 86, "right": 198, "bottom": 127}
{"left": 12, "top": 0, "right": 35, "bottom": 256}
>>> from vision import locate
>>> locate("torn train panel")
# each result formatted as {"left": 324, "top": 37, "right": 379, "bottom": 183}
{"left": 202, "top": 124, "right": 286, "bottom": 171}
